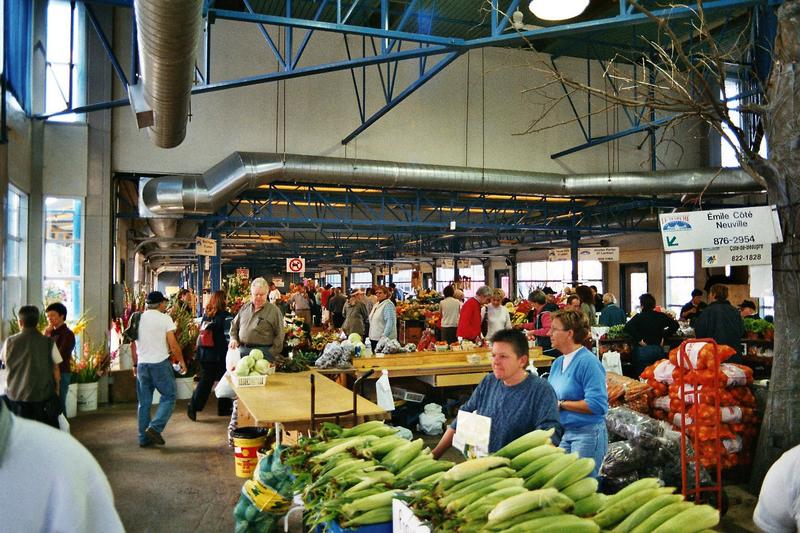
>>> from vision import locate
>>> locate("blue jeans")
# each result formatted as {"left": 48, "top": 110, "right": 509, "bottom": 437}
{"left": 137, "top": 359, "right": 176, "bottom": 445}
{"left": 560, "top": 422, "right": 608, "bottom": 478}
{"left": 60, "top": 372, "right": 71, "bottom": 416}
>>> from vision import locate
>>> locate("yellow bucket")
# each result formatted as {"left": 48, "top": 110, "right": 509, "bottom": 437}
{"left": 232, "top": 427, "right": 269, "bottom": 478}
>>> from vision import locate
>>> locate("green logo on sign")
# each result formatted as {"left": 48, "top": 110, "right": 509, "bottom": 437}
{"left": 666, "top": 236, "right": 678, "bottom": 247}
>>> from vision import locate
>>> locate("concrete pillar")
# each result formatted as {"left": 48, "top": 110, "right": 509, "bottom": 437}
{"left": 82, "top": 4, "right": 114, "bottom": 342}
{"left": 210, "top": 234, "right": 221, "bottom": 292}
{"left": 508, "top": 249, "right": 518, "bottom": 299}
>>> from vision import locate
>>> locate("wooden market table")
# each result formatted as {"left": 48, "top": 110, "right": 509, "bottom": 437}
{"left": 233, "top": 370, "right": 388, "bottom": 431}
{"left": 351, "top": 347, "right": 555, "bottom": 387}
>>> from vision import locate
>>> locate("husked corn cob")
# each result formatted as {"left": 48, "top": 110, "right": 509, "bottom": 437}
{"left": 651, "top": 504, "right": 720, "bottom": 533}
{"left": 341, "top": 490, "right": 399, "bottom": 517}
{"left": 437, "top": 466, "right": 515, "bottom": 498}
{"left": 562, "top": 477, "right": 599, "bottom": 502}
{"left": 510, "top": 443, "right": 564, "bottom": 470}
{"left": 340, "top": 420, "right": 386, "bottom": 438}
{"left": 516, "top": 450, "right": 567, "bottom": 479}
{"left": 494, "top": 428, "right": 555, "bottom": 459}
{"left": 446, "top": 477, "right": 524, "bottom": 512}
{"left": 439, "top": 456, "right": 511, "bottom": 484}
{"left": 486, "top": 488, "right": 561, "bottom": 524}
{"left": 381, "top": 438, "right": 424, "bottom": 472}
{"left": 600, "top": 477, "right": 662, "bottom": 511}
{"left": 574, "top": 492, "right": 607, "bottom": 517}
{"left": 542, "top": 457, "right": 596, "bottom": 490}
{"left": 341, "top": 506, "right": 393, "bottom": 527}
{"left": 592, "top": 487, "right": 676, "bottom": 529}
{"left": 525, "top": 452, "right": 580, "bottom": 489}
{"left": 629, "top": 501, "right": 694, "bottom": 533}
{"left": 610, "top": 494, "right": 684, "bottom": 533}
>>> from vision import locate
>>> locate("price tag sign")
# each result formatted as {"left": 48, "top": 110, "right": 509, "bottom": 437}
{"left": 660, "top": 205, "right": 782, "bottom": 251}
{"left": 701, "top": 244, "right": 771, "bottom": 267}
{"left": 452, "top": 410, "right": 491, "bottom": 458}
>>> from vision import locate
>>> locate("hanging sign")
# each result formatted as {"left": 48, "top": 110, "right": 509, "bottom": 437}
{"left": 548, "top": 247, "right": 619, "bottom": 262}
{"left": 195, "top": 237, "right": 216, "bottom": 256}
{"left": 286, "top": 257, "right": 305, "bottom": 273}
{"left": 439, "top": 258, "right": 454, "bottom": 268}
{"left": 457, "top": 259, "right": 472, "bottom": 269}
{"left": 391, "top": 266, "right": 400, "bottom": 275}
{"left": 701, "top": 244, "right": 771, "bottom": 267}
{"left": 660, "top": 205, "right": 782, "bottom": 251}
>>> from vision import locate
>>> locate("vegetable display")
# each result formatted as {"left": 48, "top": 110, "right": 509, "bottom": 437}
{"left": 280, "top": 422, "right": 721, "bottom": 532}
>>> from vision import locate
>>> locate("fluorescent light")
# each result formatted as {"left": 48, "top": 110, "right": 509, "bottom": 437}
{"left": 529, "top": 0, "right": 589, "bottom": 21}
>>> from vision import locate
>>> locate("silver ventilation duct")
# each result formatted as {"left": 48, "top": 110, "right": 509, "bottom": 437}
{"left": 134, "top": 0, "right": 203, "bottom": 148}
{"left": 140, "top": 152, "right": 763, "bottom": 216}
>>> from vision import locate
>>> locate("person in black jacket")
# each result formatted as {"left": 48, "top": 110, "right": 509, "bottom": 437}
{"left": 624, "top": 293, "right": 679, "bottom": 377}
{"left": 694, "top": 284, "right": 746, "bottom": 363}
{"left": 188, "top": 290, "right": 232, "bottom": 421}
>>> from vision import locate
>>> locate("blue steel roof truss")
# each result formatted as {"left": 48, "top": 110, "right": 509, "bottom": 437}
{"left": 33, "top": 0, "right": 770, "bottom": 159}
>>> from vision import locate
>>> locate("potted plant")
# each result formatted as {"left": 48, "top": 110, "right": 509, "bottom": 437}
{"left": 72, "top": 337, "right": 111, "bottom": 412}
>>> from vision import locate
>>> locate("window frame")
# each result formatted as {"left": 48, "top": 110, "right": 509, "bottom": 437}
{"left": 665, "top": 251, "right": 696, "bottom": 315}
{"left": 44, "top": 0, "right": 85, "bottom": 122}
{"left": 42, "top": 196, "right": 84, "bottom": 320}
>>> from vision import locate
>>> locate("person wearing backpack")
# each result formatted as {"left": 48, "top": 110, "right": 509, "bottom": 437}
{"left": 188, "top": 290, "right": 231, "bottom": 421}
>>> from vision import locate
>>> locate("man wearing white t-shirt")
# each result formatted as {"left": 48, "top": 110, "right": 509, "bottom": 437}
{"left": 268, "top": 281, "right": 282, "bottom": 304}
{"left": 0, "top": 400, "right": 125, "bottom": 532}
{"left": 754, "top": 444, "right": 800, "bottom": 532}
{"left": 130, "top": 291, "right": 185, "bottom": 448}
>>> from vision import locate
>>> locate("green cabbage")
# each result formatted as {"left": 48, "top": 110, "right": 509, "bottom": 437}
{"left": 255, "top": 359, "right": 270, "bottom": 375}
{"left": 348, "top": 333, "right": 362, "bottom": 345}
{"left": 250, "top": 349, "right": 264, "bottom": 361}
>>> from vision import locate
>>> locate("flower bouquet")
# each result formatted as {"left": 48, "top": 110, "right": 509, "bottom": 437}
{"left": 170, "top": 303, "right": 199, "bottom": 377}
{"left": 72, "top": 337, "right": 111, "bottom": 384}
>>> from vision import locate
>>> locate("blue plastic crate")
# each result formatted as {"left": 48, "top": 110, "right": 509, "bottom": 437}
{"left": 317, "top": 520, "right": 392, "bottom": 533}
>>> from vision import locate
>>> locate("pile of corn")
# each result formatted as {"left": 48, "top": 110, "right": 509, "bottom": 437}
{"left": 286, "top": 422, "right": 721, "bottom": 532}
{"left": 409, "top": 428, "right": 721, "bottom": 532}
{"left": 286, "top": 420, "right": 453, "bottom": 529}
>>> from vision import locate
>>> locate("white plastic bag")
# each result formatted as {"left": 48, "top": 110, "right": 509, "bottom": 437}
{"left": 601, "top": 351, "right": 623, "bottom": 375}
{"left": 215, "top": 371, "right": 237, "bottom": 399}
{"left": 226, "top": 347, "right": 242, "bottom": 372}
{"left": 58, "top": 414, "right": 70, "bottom": 434}
{"left": 375, "top": 369, "right": 395, "bottom": 411}
{"left": 418, "top": 403, "right": 446, "bottom": 435}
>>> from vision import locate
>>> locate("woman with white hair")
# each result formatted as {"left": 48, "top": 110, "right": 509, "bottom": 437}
{"left": 485, "top": 288, "right": 512, "bottom": 339}
{"left": 598, "top": 293, "right": 627, "bottom": 327}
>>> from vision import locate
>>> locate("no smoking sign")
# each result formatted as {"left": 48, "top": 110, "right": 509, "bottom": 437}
{"left": 286, "top": 257, "right": 305, "bottom": 273}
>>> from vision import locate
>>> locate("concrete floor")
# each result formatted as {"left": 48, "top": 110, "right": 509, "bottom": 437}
{"left": 70, "top": 398, "right": 760, "bottom": 532}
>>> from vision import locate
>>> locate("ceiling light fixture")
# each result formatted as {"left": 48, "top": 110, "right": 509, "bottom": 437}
{"left": 528, "top": 0, "right": 589, "bottom": 21}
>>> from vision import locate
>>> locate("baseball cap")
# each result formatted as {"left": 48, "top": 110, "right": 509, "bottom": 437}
{"left": 739, "top": 300, "right": 756, "bottom": 311}
{"left": 541, "top": 287, "right": 556, "bottom": 295}
{"left": 145, "top": 291, "right": 169, "bottom": 304}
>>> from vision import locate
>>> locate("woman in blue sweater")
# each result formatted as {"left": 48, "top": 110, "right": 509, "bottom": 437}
{"left": 547, "top": 309, "right": 609, "bottom": 478}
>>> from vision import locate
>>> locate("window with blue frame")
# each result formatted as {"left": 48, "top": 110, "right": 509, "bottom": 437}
{"left": 45, "top": 0, "right": 84, "bottom": 121}
{"left": 43, "top": 197, "right": 83, "bottom": 321}
{"left": 4, "top": 185, "right": 29, "bottom": 328}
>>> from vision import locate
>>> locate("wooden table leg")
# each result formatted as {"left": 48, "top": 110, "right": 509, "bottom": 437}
{"left": 236, "top": 397, "right": 257, "bottom": 427}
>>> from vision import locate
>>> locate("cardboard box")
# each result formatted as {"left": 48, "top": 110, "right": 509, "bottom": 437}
{"left": 110, "top": 369, "right": 138, "bottom": 403}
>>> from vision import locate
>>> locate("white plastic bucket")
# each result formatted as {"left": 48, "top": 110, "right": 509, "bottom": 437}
{"left": 175, "top": 376, "right": 195, "bottom": 400}
{"left": 77, "top": 382, "right": 98, "bottom": 412}
{"left": 66, "top": 382, "right": 78, "bottom": 417}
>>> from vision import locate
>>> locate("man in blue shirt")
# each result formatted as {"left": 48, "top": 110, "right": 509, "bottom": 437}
{"left": 432, "top": 328, "right": 561, "bottom": 457}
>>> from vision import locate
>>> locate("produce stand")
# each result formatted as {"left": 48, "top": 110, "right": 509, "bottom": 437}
{"left": 351, "top": 348, "right": 553, "bottom": 386}
{"left": 232, "top": 370, "right": 388, "bottom": 431}
{"left": 275, "top": 421, "right": 723, "bottom": 532}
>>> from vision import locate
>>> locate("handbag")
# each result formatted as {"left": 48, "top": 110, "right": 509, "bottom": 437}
{"left": 198, "top": 320, "right": 215, "bottom": 348}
